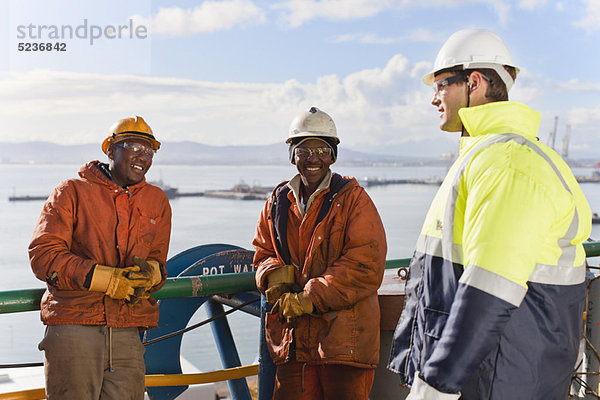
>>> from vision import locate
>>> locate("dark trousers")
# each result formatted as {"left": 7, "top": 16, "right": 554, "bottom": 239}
{"left": 273, "top": 360, "right": 375, "bottom": 400}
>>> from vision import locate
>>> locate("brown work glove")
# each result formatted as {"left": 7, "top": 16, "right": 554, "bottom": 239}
{"left": 127, "top": 286, "right": 150, "bottom": 306}
{"left": 127, "top": 256, "right": 162, "bottom": 289}
{"left": 278, "top": 292, "right": 313, "bottom": 323}
{"left": 126, "top": 256, "right": 163, "bottom": 305}
{"left": 266, "top": 283, "right": 296, "bottom": 304}
{"left": 88, "top": 264, "right": 145, "bottom": 301}
{"left": 265, "top": 265, "right": 295, "bottom": 304}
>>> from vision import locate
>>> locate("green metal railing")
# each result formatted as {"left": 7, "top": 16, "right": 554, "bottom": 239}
{"left": 0, "top": 272, "right": 257, "bottom": 314}
{"left": 2, "top": 241, "right": 600, "bottom": 315}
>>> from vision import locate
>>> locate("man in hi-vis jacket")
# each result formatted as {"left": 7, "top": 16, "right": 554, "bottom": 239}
{"left": 29, "top": 116, "right": 171, "bottom": 400}
{"left": 388, "top": 29, "right": 591, "bottom": 400}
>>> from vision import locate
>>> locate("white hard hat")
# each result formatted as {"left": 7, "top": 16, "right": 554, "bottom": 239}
{"left": 423, "top": 28, "right": 519, "bottom": 91}
{"left": 287, "top": 107, "right": 339, "bottom": 144}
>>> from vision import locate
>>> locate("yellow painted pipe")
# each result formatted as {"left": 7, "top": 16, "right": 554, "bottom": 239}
{"left": 145, "top": 364, "right": 259, "bottom": 386}
{"left": 0, "top": 389, "right": 44, "bottom": 400}
{"left": 0, "top": 364, "right": 259, "bottom": 400}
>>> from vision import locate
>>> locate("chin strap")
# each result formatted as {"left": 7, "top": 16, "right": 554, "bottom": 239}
{"left": 461, "top": 74, "right": 472, "bottom": 137}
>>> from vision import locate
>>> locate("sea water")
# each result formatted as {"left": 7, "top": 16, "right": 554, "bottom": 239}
{"left": 1, "top": 163, "right": 600, "bottom": 372}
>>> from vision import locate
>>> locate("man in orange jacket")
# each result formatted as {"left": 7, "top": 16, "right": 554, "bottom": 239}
{"left": 253, "top": 107, "right": 387, "bottom": 399}
{"left": 29, "top": 116, "right": 172, "bottom": 400}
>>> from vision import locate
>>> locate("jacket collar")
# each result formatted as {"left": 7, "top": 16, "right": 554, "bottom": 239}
{"left": 458, "top": 101, "right": 540, "bottom": 138}
{"left": 458, "top": 101, "right": 541, "bottom": 153}
{"left": 288, "top": 170, "right": 332, "bottom": 218}
{"left": 79, "top": 161, "right": 147, "bottom": 194}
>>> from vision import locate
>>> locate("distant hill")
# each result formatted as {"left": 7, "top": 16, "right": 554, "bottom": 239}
{"left": 0, "top": 141, "right": 448, "bottom": 166}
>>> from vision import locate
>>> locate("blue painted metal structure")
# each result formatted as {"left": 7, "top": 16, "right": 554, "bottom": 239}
{"left": 258, "top": 296, "right": 277, "bottom": 400}
{"left": 144, "top": 244, "right": 264, "bottom": 400}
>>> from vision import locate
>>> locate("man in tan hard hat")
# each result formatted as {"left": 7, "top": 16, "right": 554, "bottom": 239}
{"left": 252, "top": 107, "right": 387, "bottom": 399}
{"left": 388, "top": 29, "right": 591, "bottom": 399}
{"left": 29, "top": 116, "right": 172, "bottom": 399}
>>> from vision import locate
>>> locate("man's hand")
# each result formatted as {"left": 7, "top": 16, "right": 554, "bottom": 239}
{"left": 265, "top": 265, "right": 295, "bottom": 304}
{"left": 278, "top": 292, "right": 313, "bottom": 323}
{"left": 127, "top": 256, "right": 162, "bottom": 289}
{"left": 265, "top": 283, "right": 296, "bottom": 304}
{"left": 127, "top": 286, "right": 151, "bottom": 307}
{"left": 406, "top": 372, "right": 460, "bottom": 400}
{"left": 88, "top": 264, "right": 145, "bottom": 301}
{"left": 124, "top": 256, "right": 163, "bottom": 306}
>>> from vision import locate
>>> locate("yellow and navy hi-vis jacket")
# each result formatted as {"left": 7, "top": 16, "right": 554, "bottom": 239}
{"left": 388, "top": 101, "right": 591, "bottom": 399}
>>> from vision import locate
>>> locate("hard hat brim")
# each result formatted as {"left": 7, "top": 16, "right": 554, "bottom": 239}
{"left": 102, "top": 133, "right": 161, "bottom": 154}
{"left": 422, "top": 62, "right": 520, "bottom": 90}
{"left": 285, "top": 131, "right": 340, "bottom": 145}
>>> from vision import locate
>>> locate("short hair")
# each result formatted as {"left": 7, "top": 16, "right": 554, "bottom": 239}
{"left": 434, "top": 65, "right": 517, "bottom": 102}
{"left": 465, "top": 66, "right": 517, "bottom": 101}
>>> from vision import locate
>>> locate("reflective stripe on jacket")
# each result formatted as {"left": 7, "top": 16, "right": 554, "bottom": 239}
{"left": 29, "top": 161, "right": 172, "bottom": 328}
{"left": 388, "top": 101, "right": 591, "bottom": 399}
{"left": 253, "top": 175, "right": 387, "bottom": 367}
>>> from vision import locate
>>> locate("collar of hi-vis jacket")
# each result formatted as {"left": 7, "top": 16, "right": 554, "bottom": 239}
{"left": 79, "top": 160, "right": 147, "bottom": 195}
{"left": 458, "top": 101, "right": 541, "bottom": 154}
{"left": 288, "top": 170, "right": 332, "bottom": 218}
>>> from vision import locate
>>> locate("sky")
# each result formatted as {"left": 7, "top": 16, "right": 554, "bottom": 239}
{"left": 0, "top": 0, "right": 598, "bottom": 158}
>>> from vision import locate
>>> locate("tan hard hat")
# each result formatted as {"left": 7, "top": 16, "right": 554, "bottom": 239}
{"left": 287, "top": 107, "right": 339, "bottom": 145}
{"left": 101, "top": 116, "right": 160, "bottom": 154}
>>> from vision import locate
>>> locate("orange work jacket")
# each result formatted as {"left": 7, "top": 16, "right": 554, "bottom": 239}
{"left": 253, "top": 175, "right": 387, "bottom": 367}
{"left": 29, "top": 161, "right": 172, "bottom": 329}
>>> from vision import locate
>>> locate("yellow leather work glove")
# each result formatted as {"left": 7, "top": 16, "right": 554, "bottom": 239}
{"left": 127, "top": 256, "right": 162, "bottom": 289}
{"left": 265, "top": 265, "right": 295, "bottom": 304}
{"left": 279, "top": 292, "right": 313, "bottom": 323}
{"left": 267, "top": 265, "right": 295, "bottom": 286}
{"left": 88, "top": 264, "right": 144, "bottom": 301}
{"left": 265, "top": 284, "right": 295, "bottom": 304}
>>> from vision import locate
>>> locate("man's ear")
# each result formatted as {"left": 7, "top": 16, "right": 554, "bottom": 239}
{"left": 468, "top": 71, "right": 486, "bottom": 92}
{"left": 107, "top": 146, "right": 115, "bottom": 160}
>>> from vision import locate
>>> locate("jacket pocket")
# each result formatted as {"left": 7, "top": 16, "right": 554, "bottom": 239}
{"left": 265, "top": 309, "right": 293, "bottom": 364}
{"left": 421, "top": 307, "right": 450, "bottom": 366}
{"left": 137, "top": 209, "right": 160, "bottom": 246}
{"left": 424, "top": 307, "right": 449, "bottom": 340}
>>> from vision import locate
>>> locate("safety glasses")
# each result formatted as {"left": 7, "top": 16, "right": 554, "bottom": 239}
{"left": 115, "top": 141, "right": 155, "bottom": 158}
{"left": 433, "top": 74, "right": 466, "bottom": 95}
{"left": 294, "top": 147, "right": 332, "bottom": 160}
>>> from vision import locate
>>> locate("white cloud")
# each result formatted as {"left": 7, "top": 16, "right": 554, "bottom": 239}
{"left": 272, "top": 0, "right": 396, "bottom": 28}
{"left": 575, "top": 0, "right": 600, "bottom": 32}
{"left": 407, "top": 28, "right": 444, "bottom": 43}
{"left": 564, "top": 104, "right": 600, "bottom": 152}
{"left": 273, "top": 0, "right": 516, "bottom": 29}
{"left": 333, "top": 33, "right": 361, "bottom": 43}
{"left": 131, "top": 0, "right": 266, "bottom": 36}
{"left": 517, "top": 0, "right": 547, "bottom": 10}
{"left": 568, "top": 105, "right": 600, "bottom": 126}
{"left": 333, "top": 33, "right": 401, "bottom": 44}
{"left": 333, "top": 29, "right": 440, "bottom": 44}
{"left": 0, "top": 55, "right": 433, "bottom": 149}
{"left": 0, "top": 55, "right": 597, "bottom": 157}
{"left": 413, "top": 0, "right": 510, "bottom": 25}
{"left": 555, "top": 79, "right": 600, "bottom": 92}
